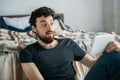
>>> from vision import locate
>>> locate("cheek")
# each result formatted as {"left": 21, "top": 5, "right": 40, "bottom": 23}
{"left": 52, "top": 26, "right": 55, "bottom": 31}
{"left": 38, "top": 31, "right": 45, "bottom": 35}
{"left": 52, "top": 28, "right": 55, "bottom": 31}
{"left": 37, "top": 27, "right": 45, "bottom": 32}
{"left": 36, "top": 29, "right": 44, "bottom": 35}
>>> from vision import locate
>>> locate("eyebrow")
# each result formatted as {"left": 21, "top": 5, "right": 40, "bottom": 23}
{"left": 40, "top": 20, "right": 54, "bottom": 23}
{"left": 40, "top": 20, "right": 46, "bottom": 23}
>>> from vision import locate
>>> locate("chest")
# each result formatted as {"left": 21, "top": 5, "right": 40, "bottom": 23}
{"left": 33, "top": 47, "right": 74, "bottom": 66}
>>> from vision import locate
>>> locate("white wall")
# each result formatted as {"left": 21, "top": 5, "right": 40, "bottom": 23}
{"left": 103, "top": 0, "right": 120, "bottom": 34}
{"left": 0, "top": 0, "right": 114, "bottom": 32}
{"left": 103, "top": 0, "right": 114, "bottom": 32}
{"left": 114, "top": 0, "right": 120, "bottom": 34}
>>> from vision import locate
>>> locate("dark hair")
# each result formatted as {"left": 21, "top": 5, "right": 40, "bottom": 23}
{"left": 29, "top": 6, "right": 55, "bottom": 27}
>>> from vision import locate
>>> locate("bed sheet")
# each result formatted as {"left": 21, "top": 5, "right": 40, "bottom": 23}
{"left": 0, "top": 16, "right": 120, "bottom": 80}
{"left": 0, "top": 29, "right": 93, "bottom": 80}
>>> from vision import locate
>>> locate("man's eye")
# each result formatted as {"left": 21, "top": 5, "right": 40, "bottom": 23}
{"left": 41, "top": 23, "right": 47, "bottom": 27}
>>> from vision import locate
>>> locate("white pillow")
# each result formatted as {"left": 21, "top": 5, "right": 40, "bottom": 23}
{"left": 54, "top": 19, "right": 63, "bottom": 32}
{"left": 3, "top": 16, "right": 30, "bottom": 29}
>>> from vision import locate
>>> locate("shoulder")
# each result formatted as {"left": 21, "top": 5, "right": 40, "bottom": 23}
{"left": 20, "top": 42, "right": 37, "bottom": 53}
{"left": 57, "top": 38, "right": 76, "bottom": 47}
{"left": 57, "top": 38, "right": 74, "bottom": 43}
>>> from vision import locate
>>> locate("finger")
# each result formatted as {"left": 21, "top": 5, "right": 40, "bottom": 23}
{"left": 116, "top": 48, "right": 120, "bottom": 52}
{"left": 115, "top": 44, "right": 120, "bottom": 52}
{"left": 105, "top": 45, "right": 112, "bottom": 53}
{"left": 105, "top": 41, "right": 117, "bottom": 53}
{"left": 106, "top": 46, "right": 115, "bottom": 53}
{"left": 106, "top": 41, "right": 114, "bottom": 50}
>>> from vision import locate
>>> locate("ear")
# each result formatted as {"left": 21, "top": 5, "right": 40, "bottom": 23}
{"left": 32, "top": 25, "right": 36, "bottom": 33}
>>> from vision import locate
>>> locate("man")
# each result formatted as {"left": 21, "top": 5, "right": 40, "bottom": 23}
{"left": 19, "top": 6, "right": 120, "bottom": 80}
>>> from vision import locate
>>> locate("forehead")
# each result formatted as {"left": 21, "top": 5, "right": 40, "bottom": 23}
{"left": 36, "top": 16, "right": 53, "bottom": 22}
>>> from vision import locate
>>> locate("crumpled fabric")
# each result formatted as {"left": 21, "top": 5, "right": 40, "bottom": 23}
{"left": 0, "top": 52, "right": 27, "bottom": 80}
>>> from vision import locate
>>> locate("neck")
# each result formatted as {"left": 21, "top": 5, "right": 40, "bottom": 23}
{"left": 37, "top": 39, "right": 58, "bottom": 49}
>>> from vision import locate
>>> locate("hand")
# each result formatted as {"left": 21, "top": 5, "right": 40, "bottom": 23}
{"left": 105, "top": 41, "right": 120, "bottom": 53}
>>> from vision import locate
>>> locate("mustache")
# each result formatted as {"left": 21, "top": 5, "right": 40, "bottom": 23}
{"left": 46, "top": 31, "right": 55, "bottom": 34}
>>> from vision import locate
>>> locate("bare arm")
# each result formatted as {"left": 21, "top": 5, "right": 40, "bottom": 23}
{"left": 21, "top": 63, "right": 44, "bottom": 80}
{"left": 80, "top": 40, "right": 120, "bottom": 69}
{"left": 80, "top": 54, "right": 96, "bottom": 69}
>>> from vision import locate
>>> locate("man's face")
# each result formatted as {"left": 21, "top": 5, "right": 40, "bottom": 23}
{"left": 32, "top": 15, "right": 55, "bottom": 44}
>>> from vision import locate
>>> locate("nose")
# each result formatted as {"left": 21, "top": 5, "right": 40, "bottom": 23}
{"left": 47, "top": 23, "right": 54, "bottom": 31}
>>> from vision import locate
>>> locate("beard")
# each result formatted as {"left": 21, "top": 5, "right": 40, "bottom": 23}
{"left": 36, "top": 31, "right": 54, "bottom": 44}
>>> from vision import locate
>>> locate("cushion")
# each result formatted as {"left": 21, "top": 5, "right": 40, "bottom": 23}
{"left": 3, "top": 16, "right": 30, "bottom": 29}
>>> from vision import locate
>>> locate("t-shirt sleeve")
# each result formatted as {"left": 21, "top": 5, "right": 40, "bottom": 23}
{"left": 71, "top": 40, "right": 86, "bottom": 61}
{"left": 19, "top": 48, "right": 33, "bottom": 63}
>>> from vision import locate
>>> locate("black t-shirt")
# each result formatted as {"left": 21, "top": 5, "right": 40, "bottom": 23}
{"left": 19, "top": 38, "right": 86, "bottom": 80}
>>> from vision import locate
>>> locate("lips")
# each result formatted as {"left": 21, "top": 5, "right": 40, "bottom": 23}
{"left": 46, "top": 31, "right": 54, "bottom": 35}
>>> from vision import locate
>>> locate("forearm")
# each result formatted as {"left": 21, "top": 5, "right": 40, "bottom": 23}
{"left": 21, "top": 63, "right": 44, "bottom": 80}
{"left": 80, "top": 54, "right": 97, "bottom": 69}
